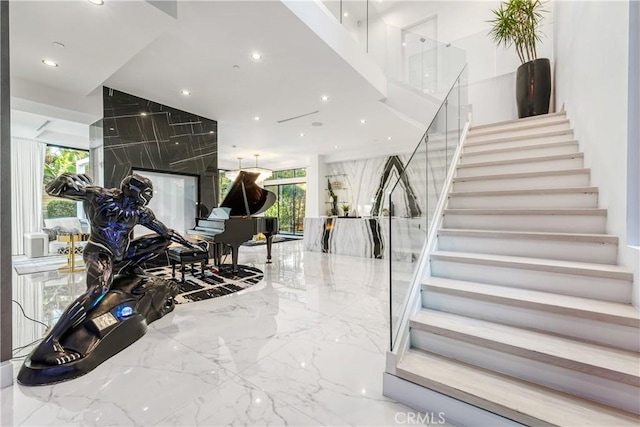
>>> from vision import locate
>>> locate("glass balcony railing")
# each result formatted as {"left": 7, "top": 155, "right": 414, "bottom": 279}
{"left": 387, "top": 65, "right": 468, "bottom": 350}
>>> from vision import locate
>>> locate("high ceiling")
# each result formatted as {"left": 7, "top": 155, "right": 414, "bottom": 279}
{"left": 9, "top": 0, "right": 426, "bottom": 170}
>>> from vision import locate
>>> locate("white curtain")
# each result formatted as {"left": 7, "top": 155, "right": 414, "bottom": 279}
{"left": 11, "top": 138, "right": 46, "bottom": 255}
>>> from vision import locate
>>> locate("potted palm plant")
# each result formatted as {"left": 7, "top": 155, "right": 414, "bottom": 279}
{"left": 489, "top": 0, "right": 550, "bottom": 118}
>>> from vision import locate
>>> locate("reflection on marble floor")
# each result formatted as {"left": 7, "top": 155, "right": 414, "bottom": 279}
{"left": 2, "top": 240, "right": 426, "bottom": 426}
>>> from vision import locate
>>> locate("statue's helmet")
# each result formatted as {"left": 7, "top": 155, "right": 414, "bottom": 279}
{"left": 121, "top": 174, "right": 154, "bottom": 206}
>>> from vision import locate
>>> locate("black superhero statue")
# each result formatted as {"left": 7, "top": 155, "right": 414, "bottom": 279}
{"left": 29, "top": 173, "right": 195, "bottom": 366}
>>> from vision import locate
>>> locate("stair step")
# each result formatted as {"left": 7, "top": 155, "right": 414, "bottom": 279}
{"left": 443, "top": 208, "right": 607, "bottom": 234}
{"left": 470, "top": 111, "right": 566, "bottom": 132}
{"left": 452, "top": 168, "right": 591, "bottom": 192}
{"left": 467, "top": 119, "right": 571, "bottom": 143}
{"left": 430, "top": 250, "right": 632, "bottom": 302}
{"left": 438, "top": 228, "right": 618, "bottom": 264}
{"left": 456, "top": 153, "right": 584, "bottom": 177}
{"left": 464, "top": 129, "right": 574, "bottom": 153}
{"left": 460, "top": 141, "right": 578, "bottom": 164}
{"left": 447, "top": 187, "right": 598, "bottom": 209}
{"left": 411, "top": 309, "right": 640, "bottom": 386}
{"left": 431, "top": 251, "right": 633, "bottom": 281}
{"left": 397, "top": 349, "right": 639, "bottom": 426}
{"left": 422, "top": 277, "right": 639, "bottom": 328}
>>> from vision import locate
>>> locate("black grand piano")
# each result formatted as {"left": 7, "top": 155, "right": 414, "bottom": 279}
{"left": 187, "top": 171, "right": 279, "bottom": 273}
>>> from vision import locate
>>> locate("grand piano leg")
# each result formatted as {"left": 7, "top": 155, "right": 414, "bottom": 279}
{"left": 264, "top": 232, "right": 274, "bottom": 264}
{"left": 230, "top": 244, "right": 240, "bottom": 273}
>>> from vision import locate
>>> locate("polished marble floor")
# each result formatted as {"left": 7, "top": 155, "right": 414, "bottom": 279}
{"left": 2, "top": 240, "right": 424, "bottom": 426}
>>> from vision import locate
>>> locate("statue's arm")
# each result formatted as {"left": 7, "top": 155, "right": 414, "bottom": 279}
{"left": 45, "top": 173, "right": 96, "bottom": 201}
{"left": 140, "top": 208, "right": 198, "bottom": 249}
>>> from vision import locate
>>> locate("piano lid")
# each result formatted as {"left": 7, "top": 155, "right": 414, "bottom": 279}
{"left": 220, "top": 170, "right": 277, "bottom": 217}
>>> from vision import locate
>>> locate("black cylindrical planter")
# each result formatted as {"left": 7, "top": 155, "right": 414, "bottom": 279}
{"left": 516, "top": 58, "right": 551, "bottom": 118}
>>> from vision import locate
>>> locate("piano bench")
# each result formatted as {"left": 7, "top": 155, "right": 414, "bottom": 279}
{"left": 167, "top": 246, "right": 209, "bottom": 283}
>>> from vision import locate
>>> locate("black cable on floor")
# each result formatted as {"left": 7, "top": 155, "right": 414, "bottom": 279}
{"left": 11, "top": 299, "right": 49, "bottom": 329}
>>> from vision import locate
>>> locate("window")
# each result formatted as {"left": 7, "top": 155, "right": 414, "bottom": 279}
{"left": 264, "top": 183, "right": 306, "bottom": 236}
{"left": 43, "top": 146, "right": 89, "bottom": 219}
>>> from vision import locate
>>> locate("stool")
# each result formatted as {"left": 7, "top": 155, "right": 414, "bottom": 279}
{"left": 167, "top": 246, "right": 209, "bottom": 282}
{"left": 24, "top": 232, "right": 49, "bottom": 258}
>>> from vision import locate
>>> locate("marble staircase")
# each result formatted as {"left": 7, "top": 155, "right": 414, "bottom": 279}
{"left": 385, "top": 112, "right": 640, "bottom": 426}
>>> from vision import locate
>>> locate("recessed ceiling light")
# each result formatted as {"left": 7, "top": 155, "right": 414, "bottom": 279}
{"left": 181, "top": 90, "right": 191, "bottom": 96}
{"left": 42, "top": 59, "right": 58, "bottom": 67}
{"left": 250, "top": 52, "right": 262, "bottom": 61}
{"left": 52, "top": 42, "right": 65, "bottom": 48}
{"left": 140, "top": 112, "right": 147, "bottom": 116}
{"left": 254, "top": 116, "right": 260, "bottom": 121}
{"left": 402, "top": 42, "right": 407, "bottom": 46}
{"left": 300, "top": 133, "right": 305, "bottom": 137}
{"left": 387, "top": 136, "right": 392, "bottom": 140}
{"left": 425, "top": 74, "right": 429, "bottom": 77}
{"left": 360, "top": 119, "right": 366, "bottom": 124}
{"left": 109, "top": 127, "right": 114, "bottom": 131}
{"left": 321, "top": 95, "right": 330, "bottom": 102}
{"left": 343, "top": 12, "right": 349, "bottom": 17}
{"left": 88, "top": 0, "right": 104, "bottom": 5}
{"left": 209, "top": 130, "right": 215, "bottom": 134}
{"left": 175, "top": 142, "right": 179, "bottom": 145}
{"left": 333, "top": 145, "right": 339, "bottom": 149}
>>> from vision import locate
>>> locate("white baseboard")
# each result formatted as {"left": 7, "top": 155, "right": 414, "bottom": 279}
{"left": 1, "top": 360, "right": 13, "bottom": 388}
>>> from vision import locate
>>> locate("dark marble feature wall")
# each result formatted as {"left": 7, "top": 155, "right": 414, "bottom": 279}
{"left": 102, "top": 87, "right": 218, "bottom": 210}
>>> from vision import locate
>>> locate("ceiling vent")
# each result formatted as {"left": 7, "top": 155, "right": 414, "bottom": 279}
{"left": 277, "top": 110, "right": 319, "bottom": 123}
{"left": 36, "top": 119, "right": 53, "bottom": 132}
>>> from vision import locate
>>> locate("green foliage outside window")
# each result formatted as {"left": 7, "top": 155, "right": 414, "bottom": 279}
{"left": 44, "top": 147, "right": 89, "bottom": 186}
{"left": 46, "top": 200, "right": 77, "bottom": 218}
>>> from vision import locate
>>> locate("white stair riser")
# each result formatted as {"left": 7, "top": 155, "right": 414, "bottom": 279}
{"left": 430, "top": 259, "right": 632, "bottom": 303}
{"left": 421, "top": 292, "right": 639, "bottom": 352}
{"left": 447, "top": 193, "right": 598, "bottom": 209}
{"left": 453, "top": 173, "right": 590, "bottom": 192}
{"left": 410, "top": 330, "right": 640, "bottom": 414}
{"left": 460, "top": 144, "right": 578, "bottom": 164}
{"left": 470, "top": 114, "right": 566, "bottom": 134}
{"left": 456, "top": 157, "right": 584, "bottom": 177}
{"left": 443, "top": 213, "right": 606, "bottom": 234}
{"left": 438, "top": 235, "right": 618, "bottom": 264}
{"left": 467, "top": 122, "right": 571, "bottom": 143}
{"left": 464, "top": 133, "right": 574, "bottom": 153}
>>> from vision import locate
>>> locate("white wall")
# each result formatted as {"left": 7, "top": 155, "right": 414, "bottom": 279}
{"left": 554, "top": 0, "right": 640, "bottom": 305}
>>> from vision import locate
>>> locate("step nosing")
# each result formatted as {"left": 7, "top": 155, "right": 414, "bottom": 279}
{"left": 457, "top": 153, "right": 584, "bottom": 168}
{"left": 465, "top": 129, "right": 574, "bottom": 146}
{"left": 437, "top": 228, "right": 618, "bottom": 243}
{"left": 449, "top": 187, "right": 599, "bottom": 197}
{"left": 444, "top": 208, "right": 607, "bottom": 215}
{"left": 469, "top": 112, "right": 567, "bottom": 131}
{"left": 421, "top": 280, "right": 639, "bottom": 326}
{"left": 453, "top": 169, "right": 590, "bottom": 182}
{"left": 430, "top": 251, "right": 632, "bottom": 279}
{"left": 468, "top": 119, "right": 570, "bottom": 137}
{"left": 409, "top": 319, "right": 639, "bottom": 384}
{"left": 462, "top": 141, "right": 578, "bottom": 157}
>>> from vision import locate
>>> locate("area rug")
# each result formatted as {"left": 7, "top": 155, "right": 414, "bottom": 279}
{"left": 146, "top": 264, "right": 263, "bottom": 304}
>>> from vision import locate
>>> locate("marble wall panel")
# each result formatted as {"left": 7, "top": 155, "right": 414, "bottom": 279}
{"left": 102, "top": 87, "right": 218, "bottom": 210}
{"left": 326, "top": 152, "right": 427, "bottom": 219}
